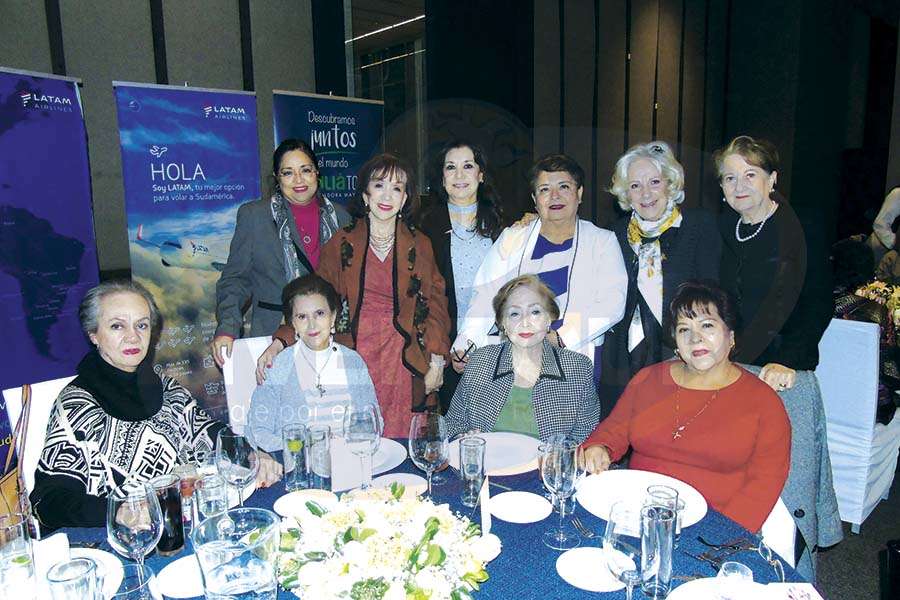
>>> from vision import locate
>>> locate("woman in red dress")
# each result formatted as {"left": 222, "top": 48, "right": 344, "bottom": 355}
{"left": 266, "top": 154, "right": 451, "bottom": 436}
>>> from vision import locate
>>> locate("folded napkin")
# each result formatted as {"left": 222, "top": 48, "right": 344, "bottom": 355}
{"left": 480, "top": 476, "right": 492, "bottom": 534}
{"left": 33, "top": 532, "right": 70, "bottom": 596}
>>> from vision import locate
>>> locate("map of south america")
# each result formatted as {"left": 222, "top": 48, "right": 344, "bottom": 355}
{"left": 0, "top": 204, "right": 85, "bottom": 358}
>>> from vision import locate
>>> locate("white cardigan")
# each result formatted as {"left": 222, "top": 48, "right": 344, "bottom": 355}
{"left": 453, "top": 218, "right": 627, "bottom": 362}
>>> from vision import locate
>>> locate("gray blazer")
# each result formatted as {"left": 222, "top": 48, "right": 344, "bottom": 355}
{"left": 742, "top": 365, "right": 843, "bottom": 581}
{"left": 215, "top": 196, "right": 349, "bottom": 339}
{"left": 446, "top": 341, "right": 600, "bottom": 443}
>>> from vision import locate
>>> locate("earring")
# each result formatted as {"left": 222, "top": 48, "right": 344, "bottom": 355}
{"left": 674, "top": 348, "right": 681, "bottom": 358}
{"left": 721, "top": 197, "right": 726, "bottom": 203}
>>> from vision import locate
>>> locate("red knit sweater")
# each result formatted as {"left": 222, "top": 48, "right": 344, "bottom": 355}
{"left": 585, "top": 362, "right": 791, "bottom": 532}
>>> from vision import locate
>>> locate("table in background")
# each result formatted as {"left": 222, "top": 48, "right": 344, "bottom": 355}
{"left": 64, "top": 447, "right": 804, "bottom": 598}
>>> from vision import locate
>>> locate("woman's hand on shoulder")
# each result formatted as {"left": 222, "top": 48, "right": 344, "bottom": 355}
{"left": 510, "top": 212, "right": 538, "bottom": 229}
{"left": 581, "top": 445, "right": 611, "bottom": 474}
{"left": 255, "top": 451, "right": 283, "bottom": 488}
{"left": 758, "top": 363, "right": 796, "bottom": 392}
{"left": 256, "top": 339, "right": 285, "bottom": 385}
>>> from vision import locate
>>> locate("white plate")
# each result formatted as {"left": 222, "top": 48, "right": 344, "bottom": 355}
{"left": 668, "top": 577, "right": 768, "bottom": 599}
{"left": 448, "top": 432, "right": 541, "bottom": 476}
{"left": 372, "top": 473, "right": 426, "bottom": 496}
{"left": 576, "top": 470, "right": 708, "bottom": 535}
{"left": 156, "top": 554, "right": 203, "bottom": 599}
{"left": 69, "top": 548, "right": 124, "bottom": 599}
{"left": 489, "top": 491, "right": 552, "bottom": 523}
{"left": 273, "top": 489, "right": 340, "bottom": 518}
{"left": 372, "top": 438, "right": 408, "bottom": 474}
{"left": 556, "top": 547, "right": 632, "bottom": 593}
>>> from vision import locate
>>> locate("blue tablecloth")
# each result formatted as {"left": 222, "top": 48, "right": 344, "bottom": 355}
{"left": 64, "top": 451, "right": 804, "bottom": 598}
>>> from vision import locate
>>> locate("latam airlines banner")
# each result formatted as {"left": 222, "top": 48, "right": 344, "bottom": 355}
{"left": 114, "top": 82, "right": 260, "bottom": 419}
{"left": 0, "top": 67, "right": 100, "bottom": 508}
{"left": 272, "top": 90, "right": 384, "bottom": 206}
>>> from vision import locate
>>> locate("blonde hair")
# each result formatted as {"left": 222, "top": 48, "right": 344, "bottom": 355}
{"left": 609, "top": 141, "right": 685, "bottom": 211}
{"left": 713, "top": 135, "right": 779, "bottom": 177}
{"left": 492, "top": 275, "right": 560, "bottom": 333}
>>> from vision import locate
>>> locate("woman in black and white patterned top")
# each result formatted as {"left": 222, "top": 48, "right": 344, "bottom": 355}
{"left": 30, "top": 281, "right": 281, "bottom": 530}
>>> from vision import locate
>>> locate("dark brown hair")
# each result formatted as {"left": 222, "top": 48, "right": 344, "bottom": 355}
{"left": 281, "top": 274, "right": 341, "bottom": 322}
{"left": 430, "top": 139, "right": 504, "bottom": 238}
{"left": 528, "top": 154, "right": 585, "bottom": 193}
{"left": 270, "top": 138, "right": 319, "bottom": 198}
{"left": 713, "top": 135, "right": 779, "bottom": 176}
{"left": 348, "top": 153, "right": 419, "bottom": 229}
{"left": 668, "top": 280, "right": 741, "bottom": 338}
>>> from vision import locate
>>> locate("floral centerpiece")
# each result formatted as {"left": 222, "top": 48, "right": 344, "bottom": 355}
{"left": 855, "top": 280, "right": 900, "bottom": 328}
{"left": 276, "top": 484, "right": 493, "bottom": 600}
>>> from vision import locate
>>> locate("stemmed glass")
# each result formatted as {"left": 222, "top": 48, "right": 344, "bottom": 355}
{"left": 540, "top": 439, "right": 580, "bottom": 550}
{"left": 408, "top": 411, "right": 448, "bottom": 496}
{"left": 343, "top": 403, "right": 383, "bottom": 489}
{"left": 215, "top": 431, "right": 259, "bottom": 507}
{"left": 106, "top": 482, "right": 163, "bottom": 584}
{"left": 603, "top": 501, "right": 641, "bottom": 600}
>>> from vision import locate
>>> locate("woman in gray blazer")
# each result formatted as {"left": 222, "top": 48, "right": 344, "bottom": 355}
{"left": 445, "top": 275, "right": 600, "bottom": 443}
{"left": 211, "top": 139, "right": 349, "bottom": 367}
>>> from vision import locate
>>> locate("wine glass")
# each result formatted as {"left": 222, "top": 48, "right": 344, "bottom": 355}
{"left": 215, "top": 431, "right": 259, "bottom": 507}
{"left": 343, "top": 403, "right": 383, "bottom": 489}
{"left": 106, "top": 482, "right": 163, "bottom": 583}
{"left": 603, "top": 501, "right": 641, "bottom": 600}
{"left": 540, "top": 439, "right": 580, "bottom": 550}
{"left": 408, "top": 411, "right": 448, "bottom": 496}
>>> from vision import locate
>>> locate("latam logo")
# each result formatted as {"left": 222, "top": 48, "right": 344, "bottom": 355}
{"left": 19, "top": 90, "right": 73, "bottom": 108}
{"left": 203, "top": 103, "right": 248, "bottom": 121}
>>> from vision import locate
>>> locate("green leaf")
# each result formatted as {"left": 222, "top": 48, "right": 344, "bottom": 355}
{"left": 422, "top": 543, "right": 446, "bottom": 567}
{"left": 11, "top": 554, "right": 31, "bottom": 565}
{"left": 349, "top": 577, "right": 390, "bottom": 600}
{"left": 389, "top": 481, "right": 406, "bottom": 500}
{"left": 306, "top": 500, "right": 326, "bottom": 517}
{"left": 358, "top": 527, "right": 377, "bottom": 542}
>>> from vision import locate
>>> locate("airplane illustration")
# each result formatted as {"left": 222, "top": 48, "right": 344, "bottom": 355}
{"left": 134, "top": 224, "right": 227, "bottom": 272}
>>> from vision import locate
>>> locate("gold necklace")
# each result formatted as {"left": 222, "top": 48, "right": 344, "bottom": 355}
{"left": 672, "top": 387, "right": 718, "bottom": 440}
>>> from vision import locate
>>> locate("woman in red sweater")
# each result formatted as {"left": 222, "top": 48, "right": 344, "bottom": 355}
{"left": 582, "top": 280, "right": 790, "bottom": 532}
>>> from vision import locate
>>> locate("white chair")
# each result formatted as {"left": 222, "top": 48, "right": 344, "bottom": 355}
{"left": 761, "top": 497, "right": 797, "bottom": 567}
{"left": 816, "top": 318, "right": 900, "bottom": 533}
{"left": 2, "top": 376, "right": 76, "bottom": 494}
{"left": 222, "top": 336, "right": 272, "bottom": 435}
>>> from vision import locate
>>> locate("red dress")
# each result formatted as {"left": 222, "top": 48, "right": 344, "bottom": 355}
{"left": 584, "top": 362, "right": 791, "bottom": 532}
{"left": 355, "top": 247, "right": 414, "bottom": 437}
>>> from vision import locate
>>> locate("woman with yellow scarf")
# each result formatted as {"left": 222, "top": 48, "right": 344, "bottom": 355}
{"left": 597, "top": 142, "right": 721, "bottom": 418}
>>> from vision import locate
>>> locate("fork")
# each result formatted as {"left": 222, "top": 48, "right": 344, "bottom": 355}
{"left": 697, "top": 535, "right": 753, "bottom": 552}
{"left": 683, "top": 549, "right": 724, "bottom": 570}
{"left": 571, "top": 516, "right": 599, "bottom": 539}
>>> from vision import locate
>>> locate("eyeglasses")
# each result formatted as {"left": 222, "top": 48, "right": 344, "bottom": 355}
{"left": 279, "top": 166, "right": 317, "bottom": 179}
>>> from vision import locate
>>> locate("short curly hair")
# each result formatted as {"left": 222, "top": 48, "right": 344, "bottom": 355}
{"left": 609, "top": 141, "right": 685, "bottom": 212}
{"left": 492, "top": 275, "right": 560, "bottom": 334}
{"left": 713, "top": 135, "right": 779, "bottom": 177}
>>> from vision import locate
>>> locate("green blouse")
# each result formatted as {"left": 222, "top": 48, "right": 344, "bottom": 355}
{"left": 494, "top": 385, "right": 539, "bottom": 438}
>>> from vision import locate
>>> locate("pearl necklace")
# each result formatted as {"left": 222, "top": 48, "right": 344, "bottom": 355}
{"left": 297, "top": 343, "right": 337, "bottom": 396}
{"left": 369, "top": 229, "right": 395, "bottom": 259}
{"left": 734, "top": 202, "right": 777, "bottom": 242}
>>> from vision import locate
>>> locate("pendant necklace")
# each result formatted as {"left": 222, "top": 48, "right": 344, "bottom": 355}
{"left": 298, "top": 343, "right": 337, "bottom": 396}
{"left": 672, "top": 386, "right": 718, "bottom": 440}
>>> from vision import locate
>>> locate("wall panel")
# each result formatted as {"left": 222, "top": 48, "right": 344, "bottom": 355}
{"left": 163, "top": 1, "right": 242, "bottom": 89}
{"left": 60, "top": 1, "right": 156, "bottom": 273}
{"left": 678, "top": 0, "right": 706, "bottom": 207}
{"left": 595, "top": 0, "right": 627, "bottom": 226}
{"left": 627, "top": 0, "right": 658, "bottom": 147}
{"left": 0, "top": 1, "right": 52, "bottom": 73}
{"left": 655, "top": 0, "right": 682, "bottom": 144}
{"left": 533, "top": 0, "right": 561, "bottom": 157}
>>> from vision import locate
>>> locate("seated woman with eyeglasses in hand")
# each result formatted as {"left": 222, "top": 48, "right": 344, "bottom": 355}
{"left": 247, "top": 274, "right": 377, "bottom": 451}
{"left": 582, "top": 280, "right": 791, "bottom": 532}
{"left": 446, "top": 275, "right": 600, "bottom": 443}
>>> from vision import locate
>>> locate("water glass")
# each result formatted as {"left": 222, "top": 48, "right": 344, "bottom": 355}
{"left": 112, "top": 563, "right": 162, "bottom": 599}
{"left": 716, "top": 561, "right": 755, "bottom": 600}
{"left": 192, "top": 508, "right": 280, "bottom": 599}
{"left": 0, "top": 512, "right": 35, "bottom": 596}
{"left": 47, "top": 557, "right": 101, "bottom": 600}
{"left": 343, "top": 403, "right": 383, "bottom": 490}
{"left": 540, "top": 440, "right": 580, "bottom": 550}
{"left": 307, "top": 425, "right": 332, "bottom": 490}
{"left": 645, "top": 484, "right": 684, "bottom": 546}
{"left": 408, "top": 411, "right": 449, "bottom": 497}
{"left": 195, "top": 473, "right": 229, "bottom": 521}
{"left": 215, "top": 431, "right": 260, "bottom": 507}
{"left": 459, "top": 435, "right": 486, "bottom": 507}
{"left": 282, "top": 423, "right": 309, "bottom": 491}
{"left": 603, "top": 502, "right": 641, "bottom": 600}
{"left": 640, "top": 504, "right": 676, "bottom": 598}
{"left": 106, "top": 483, "right": 163, "bottom": 577}
{"left": 151, "top": 474, "right": 185, "bottom": 556}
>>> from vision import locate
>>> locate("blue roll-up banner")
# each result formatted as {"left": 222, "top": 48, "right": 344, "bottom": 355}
{"left": 114, "top": 82, "right": 260, "bottom": 419}
{"left": 272, "top": 90, "right": 384, "bottom": 206}
{"left": 0, "top": 67, "right": 100, "bottom": 505}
